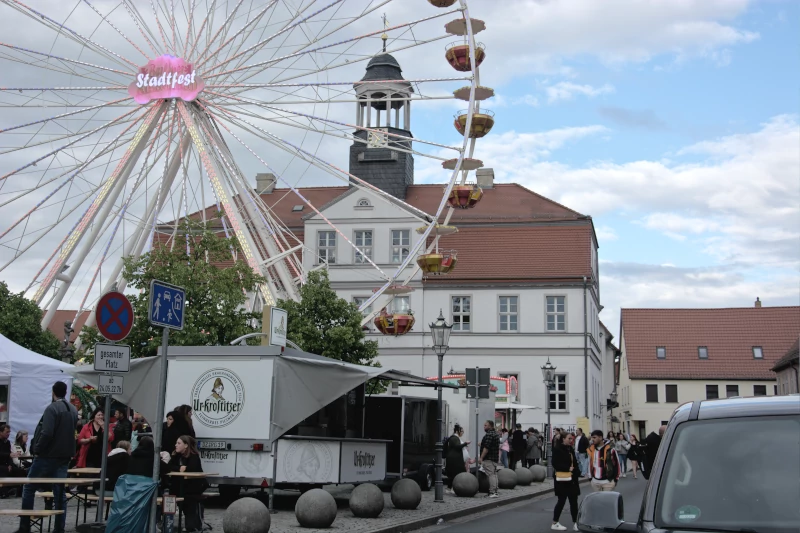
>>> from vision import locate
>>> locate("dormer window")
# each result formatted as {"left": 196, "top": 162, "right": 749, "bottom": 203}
{"left": 753, "top": 346, "right": 764, "bottom": 359}
{"left": 698, "top": 346, "right": 708, "bottom": 359}
{"left": 656, "top": 346, "right": 666, "bottom": 359}
{"left": 291, "top": 205, "right": 304, "bottom": 212}
{"left": 355, "top": 198, "right": 373, "bottom": 210}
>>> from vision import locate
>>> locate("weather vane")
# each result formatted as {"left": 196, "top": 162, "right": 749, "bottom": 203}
{"left": 381, "top": 13, "right": 388, "bottom": 52}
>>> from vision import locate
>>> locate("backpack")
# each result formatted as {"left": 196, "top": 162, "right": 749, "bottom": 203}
{"left": 600, "top": 444, "right": 619, "bottom": 481}
{"left": 442, "top": 436, "right": 450, "bottom": 456}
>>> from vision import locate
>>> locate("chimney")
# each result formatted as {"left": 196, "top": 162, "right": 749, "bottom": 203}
{"left": 476, "top": 168, "right": 494, "bottom": 189}
{"left": 255, "top": 173, "right": 276, "bottom": 194}
{"left": 755, "top": 297, "right": 762, "bottom": 308}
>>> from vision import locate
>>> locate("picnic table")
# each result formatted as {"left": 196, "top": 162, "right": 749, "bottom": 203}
{"left": 0, "top": 478, "right": 98, "bottom": 532}
{"left": 167, "top": 472, "right": 217, "bottom": 531}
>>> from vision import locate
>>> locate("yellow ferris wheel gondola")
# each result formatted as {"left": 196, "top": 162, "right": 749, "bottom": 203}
{"left": 417, "top": 251, "right": 458, "bottom": 275}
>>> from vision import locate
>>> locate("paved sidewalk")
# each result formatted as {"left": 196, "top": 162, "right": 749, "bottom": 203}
{"left": 0, "top": 479, "right": 556, "bottom": 532}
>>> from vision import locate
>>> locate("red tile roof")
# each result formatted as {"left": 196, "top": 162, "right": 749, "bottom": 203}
{"left": 425, "top": 224, "right": 593, "bottom": 282}
{"left": 621, "top": 307, "right": 800, "bottom": 380}
{"left": 155, "top": 182, "right": 594, "bottom": 285}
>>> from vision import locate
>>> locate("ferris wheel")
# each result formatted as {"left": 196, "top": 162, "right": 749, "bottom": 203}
{"left": 0, "top": 0, "right": 494, "bottom": 338}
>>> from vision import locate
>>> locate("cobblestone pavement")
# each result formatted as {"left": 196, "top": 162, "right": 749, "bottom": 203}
{"left": 0, "top": 479, "right": 555, "bottom": 533}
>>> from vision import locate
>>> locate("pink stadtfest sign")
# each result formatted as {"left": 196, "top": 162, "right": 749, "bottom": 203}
{"left": 128, "top": 55, "right": 204, "bottom": 104}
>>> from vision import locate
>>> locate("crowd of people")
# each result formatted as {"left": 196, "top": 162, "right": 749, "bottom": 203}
{"left": 442, "top": 420, "right": 666, "bottom": 532}
{"left": 7, "top": 381, "right": 208, "bottom": 533}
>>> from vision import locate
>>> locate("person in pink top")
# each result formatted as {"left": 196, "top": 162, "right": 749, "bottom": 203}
{"left": 499, "top": 428, "right": 510, "bottom": 468}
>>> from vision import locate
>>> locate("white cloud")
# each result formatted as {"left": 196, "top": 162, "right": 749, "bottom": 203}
{"left": 595, "top": 226, "right": 618, "bottom": 242}
{"left": 546, "top": 82, "right": 615, "bottom": 103}
{"left": 512, "top": 94, "right": 540, "bottom": 107}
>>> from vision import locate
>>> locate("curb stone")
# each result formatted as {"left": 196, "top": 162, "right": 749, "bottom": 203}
{"left": 364, "top": 479, "right": 590, "bottom": 533}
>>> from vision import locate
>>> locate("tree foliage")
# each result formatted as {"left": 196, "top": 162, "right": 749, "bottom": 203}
{"left": 0, "top": 281, "right": 60, "bottom": 358}
{"left": 77, "top": 222, "right": 264, "bottom": 360}
{"left": 278, "top": 270, "right": 380, "bottom": 368}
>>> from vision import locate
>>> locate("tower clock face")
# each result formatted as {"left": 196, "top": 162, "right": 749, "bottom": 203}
{"left": 367, "top": 129, "right": 389, "bottom": 148}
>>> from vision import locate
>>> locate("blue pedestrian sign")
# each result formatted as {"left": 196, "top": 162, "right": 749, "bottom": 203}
{"left": 148, "top": 280, "right": 185, "bottom": 330}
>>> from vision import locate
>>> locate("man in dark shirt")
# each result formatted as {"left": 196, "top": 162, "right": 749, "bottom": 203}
{"left": 478, "top": 420, "right": 500, "bottom": 498}
{"left": 15, "top": 381, "right": 78, "bottom": 533}
{"left": 510, "top": 423, "right": 526, "bottom": 469}
{"left": 641, "top": 425, "right": 666, "bottom": 480}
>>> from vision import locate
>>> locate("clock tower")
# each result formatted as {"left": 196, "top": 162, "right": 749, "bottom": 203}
{"left": 350, "top": 53, "right": 414, "bottom": 200}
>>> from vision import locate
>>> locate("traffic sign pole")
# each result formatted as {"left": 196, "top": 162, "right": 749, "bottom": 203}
{"left": 147, "top": 280, "right": 185, "bottom": 533}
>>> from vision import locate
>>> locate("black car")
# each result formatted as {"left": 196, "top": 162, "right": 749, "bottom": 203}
{"left": 578, "top": 395, "right": 800, "bottom": 533}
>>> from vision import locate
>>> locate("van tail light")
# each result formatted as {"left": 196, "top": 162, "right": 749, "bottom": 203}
{"left": 252, "top": 443, "right": 264, "bottom": 452}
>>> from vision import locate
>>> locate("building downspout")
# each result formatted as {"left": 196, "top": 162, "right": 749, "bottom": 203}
{"left": 583, "top": 276, "right": 588, "bottom": 419}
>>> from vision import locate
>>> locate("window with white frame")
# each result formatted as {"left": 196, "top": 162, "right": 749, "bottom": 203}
{"left": 548, "top": 374, "right": 568, "bottom": 411}
{"left": 389, "top": 296, "right": 410, "bottom": 314}
{"left": 391, "top": 230, "right": 410, "bottom": 263}
{"left": 546, "top": 296, "right": 566, "bottom": 331}
{"left": 353, "top": 297, "right": 372, "bottom": 330}
{"left": 317, "top": 231, "right": 336, "bottom": 264}
{"left": 499, "top": 296, "right": 518, "bottom": 332}
{"left": 354, "top": 230, "right": 373, "bottom": 263}
{"left": 452, "top": 296, "right": 471, "bottom": 331}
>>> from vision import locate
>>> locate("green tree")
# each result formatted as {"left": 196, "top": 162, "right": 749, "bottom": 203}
{"left": 0, "top": 281, "right": 60, "bottom": 358}
{"left": 278, "top": 270, "right": 380, "bottom": 368}
{"left": 77, "top": 221, "right": 265, "bottom": 360}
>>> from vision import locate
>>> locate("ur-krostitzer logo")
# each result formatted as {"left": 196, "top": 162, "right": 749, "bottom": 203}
{"left": 191, "top": 368, "right": 245, "bottom": 428}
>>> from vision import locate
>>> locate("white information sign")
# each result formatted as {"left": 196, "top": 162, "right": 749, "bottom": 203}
{"left": 270, "top": 307, "right": 288, "bottom": 347}
{"left": 339, "top": 441, "right": 387, "bottom": 483}
{"left": 276, "top": 439, "right": 340, "bottom": 484}
{"left": 94, "top": 343, "right": 131, "bottom": 373}
{"left": 98, "top": 374, "right": 124, "bottom": 395}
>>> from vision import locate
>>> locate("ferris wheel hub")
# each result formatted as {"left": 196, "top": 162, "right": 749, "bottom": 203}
{"left": 128, "top": 55, "right": 204, "bottom": 104}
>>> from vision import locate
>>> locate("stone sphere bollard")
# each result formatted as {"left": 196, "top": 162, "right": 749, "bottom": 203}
{"left": 515, "top": 467, "right": 534, "bottom": 486}
{"left": 223, "top": 497, "right": 271, "bottom": 533}
{"left": 498, "top": 468, "right": 518, "bottom": 489}
{"left": 530, "top": 464, "right": 547, "bottom": 483}
{"left": 452, "top": 472, "right": 479, "bottom": 497}
{"left": 349, "top": 483, "right": 384, "bottom": 518}
{"left": 391, "top": 478, "right": 422, "bottom": 510}
{"left": 295, "top": 488, "right": 337, "bottom": 528}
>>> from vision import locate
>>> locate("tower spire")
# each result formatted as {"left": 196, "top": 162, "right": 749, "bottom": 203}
{"left": 381, "top": 13, "right": 388, "bottom": 52}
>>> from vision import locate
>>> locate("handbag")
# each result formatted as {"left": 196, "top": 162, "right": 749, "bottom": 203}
{"left": 555, "top": 471, "right": 572, "bottom": 481}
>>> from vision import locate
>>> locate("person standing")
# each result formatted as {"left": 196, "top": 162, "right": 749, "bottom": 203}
{"left": 627, "top": 434, "right": 643, "bottom": 479}
{"left": 111, "top": 408, "right": 132, "bottom": 449}
{"left": 575, "top": 428, "right": 589, "bottom": 476}
{"left": 587, "top": 430, "right": 620, "bottom": 492}
{"left": 641, "top": 425, "right": 666, "bottom": 480}
{"left": 76, "top": 408, "right": 109, "bottom": 468}
{"left": 511, "top": 423, "right": 526, "bottom": 470}
{"left": 499, "top": 428, "right": 510, "bottom": 468}
{"left": 444, "top": 424, "right": 469, "bottom": 494}
{"left": 551, "top": 433, "right": 581, "bottom": 531}
{"left": 525, "top": 428, "right": 541, "bottom": 467}
{"left": 478, "top": 420, "right": 500, "bottom": 499}
{"left": 615, "top": 433, "right": 631, "bottom": 478}
{"left": 15, "top": 381, "right": 78, "bottom": 533}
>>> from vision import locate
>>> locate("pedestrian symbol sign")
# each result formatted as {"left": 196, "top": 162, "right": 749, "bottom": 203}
{"left": 148, "top": 279, "right": 185, "bottom": 330}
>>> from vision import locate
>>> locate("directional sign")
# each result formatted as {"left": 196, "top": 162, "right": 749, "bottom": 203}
{"left": 98, "top": 374, "right": 124, "bottom": 395}
{"left": 149, "top": 280, "right": 185, "bottom": 330}
{"left": 466, "top": 367, "right": 491, "bottom": 399}
{"left": 94, "top": 343, "right": 130, "bottom": 373}
{"left": 95, "top": 291, "right": 134, "bottom": 342}
{"left": 269, "top": 307, "right": 288, "bottom": 347}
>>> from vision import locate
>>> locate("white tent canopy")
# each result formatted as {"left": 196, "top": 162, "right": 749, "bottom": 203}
{"left": 0, "top": 333, "right": 73, "bottom": 440}
{"left": 67, "top": 345, "right": 454, "bottom": 445}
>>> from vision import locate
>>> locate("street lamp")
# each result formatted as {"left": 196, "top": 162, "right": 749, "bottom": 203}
{"left": 429, "top": 309, "right": 452, "bottom": 503}
{"left": 540, "top": 357, "right": 556, "bottom": 478}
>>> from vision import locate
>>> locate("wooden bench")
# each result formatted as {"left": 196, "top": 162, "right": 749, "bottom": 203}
{"left": 85, "top": 494, "right": 185, "bottom": 520}
{"left": 0, "top": 509, "right": 64, "bottom": 533}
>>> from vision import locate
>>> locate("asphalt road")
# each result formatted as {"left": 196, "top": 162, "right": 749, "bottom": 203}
{"left": 427, "top": 475, "right": 647, "bottom": 533}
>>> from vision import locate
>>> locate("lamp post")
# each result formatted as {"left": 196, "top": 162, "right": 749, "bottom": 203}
{"left": 430, "top": 309, "right": 452, "bottom": 503}
{"left": 540, "top": 357, "right": 556, "bottom": 478}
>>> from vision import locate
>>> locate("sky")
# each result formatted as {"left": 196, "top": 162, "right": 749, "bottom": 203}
{"left": 410, "top": 0, "right": 800, "bottom": 333}
{"left": 0, "top": 0, "right": 797, "bottom": 337}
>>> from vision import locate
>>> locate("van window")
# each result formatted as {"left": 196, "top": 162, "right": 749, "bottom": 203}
{"left": 655, "top": 415, "right": 800, "bottom": 532}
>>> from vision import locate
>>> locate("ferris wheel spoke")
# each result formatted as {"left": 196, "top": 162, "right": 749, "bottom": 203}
{"left": 4, "top": 0, "right": 141, "bottom": 71}
{"left": 35, "top": 101, "right": 166, "bottom": 316}
{"left": 198, "top": 0, "right": 279, "bottom": 71}
{"left": 149, "top": 0, "right": 176, "bottom": 54}
{"left": 194, "top": 0, "right": 247, "bottom": 65}
{"left": 122, "top": 0, "right": 163, "bottom": 57}
{"left": 184, "top": 0, "right": 216, "bottom": 59}
{"left": 0, "top": 98, "right": 130, "bottom": 135}
{"left": 0, "top": 106, "right": 143, "bottom": 181}
{"left": 81, "top": 0, "right": 153, "bottom": 62}
{"left": 0, "top": 44, "right": 131, "bottom": 85}
{"left": 208, "top": 102, "right": 433, "bottom": 222}
{"left": 204, "top": 8, "right": 459, "bottom": 81}
{"left": 199, "top": 102, "right": 391, "bottom": 281}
